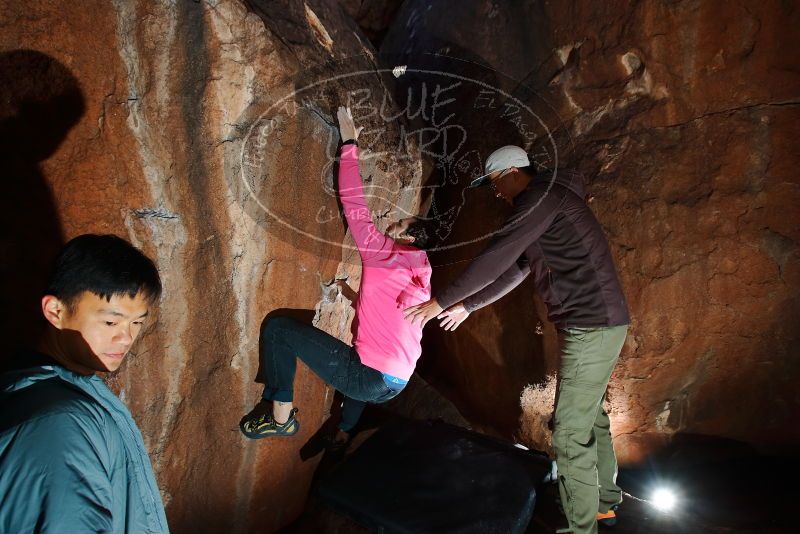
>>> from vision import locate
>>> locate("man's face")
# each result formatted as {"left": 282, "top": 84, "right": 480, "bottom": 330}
{"left": 489, "top": 168, "right": 517, "bottom": 204}
{"left": 53, "top": 291, "right": 150, "bottom": 374}
{"left": 386, "top": 217, "right": 415, "bottom": 242}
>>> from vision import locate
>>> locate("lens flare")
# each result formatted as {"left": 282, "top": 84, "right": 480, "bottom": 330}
{"left": 651, "top": 488, "right": 678, "bottom": 512}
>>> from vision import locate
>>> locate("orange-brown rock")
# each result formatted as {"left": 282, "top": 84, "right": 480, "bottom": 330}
{"left": 1, "top": 0, "right": 424, "bottom": 531}
{"left": 3, "top": 0, "right": 799, "bottom": 529}
{"left": 382, "top": 0, "right": 800, "bottom": 463}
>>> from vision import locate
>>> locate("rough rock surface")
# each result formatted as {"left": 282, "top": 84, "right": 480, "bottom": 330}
{"left": 0, "top": 0, "right": 424, "bottom": 531}
{"left": 338, "top": 0, "right": 405, "bottom": 46}
{"left": 3, "top": 0, "right": 799, "bottom": 529}
{"left": 381, "top": 0, "right": 800, "bottom": 462}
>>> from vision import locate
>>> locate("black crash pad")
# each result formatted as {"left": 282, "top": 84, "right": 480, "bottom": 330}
{"left": 315, "top": 419, "right": 552, "bottom": 533}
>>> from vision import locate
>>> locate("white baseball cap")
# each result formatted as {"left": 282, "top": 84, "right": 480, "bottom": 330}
{"left": 469, "top": 145, "right": 531, "bottom": 188}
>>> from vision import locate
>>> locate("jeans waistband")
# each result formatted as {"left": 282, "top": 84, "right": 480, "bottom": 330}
{"left": 381, "top": 373, "right": 408, "bottom": 391}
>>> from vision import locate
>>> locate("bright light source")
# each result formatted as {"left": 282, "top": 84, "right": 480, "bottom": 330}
{"left": 651, "top": 488, "right": 678, "bottom": 512}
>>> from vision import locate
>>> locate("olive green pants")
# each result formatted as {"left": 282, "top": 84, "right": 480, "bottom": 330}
{"left": 553, "top": 325, "right": 628, "bottom": 534}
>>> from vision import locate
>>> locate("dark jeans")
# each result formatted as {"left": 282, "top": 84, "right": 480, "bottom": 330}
{"left": 259, "top": 316, "right": 401, "bottom": 431}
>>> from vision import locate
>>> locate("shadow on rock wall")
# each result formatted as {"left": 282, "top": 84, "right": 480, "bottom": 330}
{"left": 370, "top": 40, "right": 566, "bottom": 445}
{"left": 0, "top": 50, "right": 85, "bottom": 365}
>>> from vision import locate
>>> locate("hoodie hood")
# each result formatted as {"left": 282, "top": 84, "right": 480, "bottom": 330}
{"left": 0, "top": 352, "right": 81, "bottom": 398}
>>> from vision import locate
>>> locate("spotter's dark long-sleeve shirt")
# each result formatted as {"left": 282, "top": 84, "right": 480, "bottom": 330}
{"left": 436, "top": 170, "right": 630, "bottom": 329}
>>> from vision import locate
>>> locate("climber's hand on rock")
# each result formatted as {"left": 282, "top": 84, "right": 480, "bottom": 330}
{"left": 337, "top": 106, "right": 363, "bottom": 143}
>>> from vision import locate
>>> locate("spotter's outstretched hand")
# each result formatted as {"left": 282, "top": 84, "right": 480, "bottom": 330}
{"left": 437, "top": 302, "right": 470, "bottom": 331}
{"left": 403, "top": 298, "right": 444, "bottom": 327}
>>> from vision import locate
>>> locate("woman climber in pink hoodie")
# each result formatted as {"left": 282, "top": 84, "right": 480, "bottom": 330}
{"left": 240, "top": 106, "right": 433, "bottom": 442}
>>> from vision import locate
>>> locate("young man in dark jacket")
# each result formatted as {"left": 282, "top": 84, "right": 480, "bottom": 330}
{"left": 405, "top": 146, "right": 630, "bottom": 534}
{"left": 0, "top": 234, "right": 169, "bottom": 533}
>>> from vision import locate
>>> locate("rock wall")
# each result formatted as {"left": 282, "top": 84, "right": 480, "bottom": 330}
{"left": 381, "top": 0, "right": 800, "bottom": 462}
{"left": 1, "top": 0, "right": 423, "bottom": 531}
{"left": 2, "top": 0, "right": 799, "bottom": 529}
{"left": 338, "top": 0, "right": 405, "bottom": 45}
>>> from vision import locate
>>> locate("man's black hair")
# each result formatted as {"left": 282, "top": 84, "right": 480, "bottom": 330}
{"left": 45, "top": 234, "right": 162, "bottom": 310}
{"left": 405, "top": 219, "right": 437, "bottom": 250}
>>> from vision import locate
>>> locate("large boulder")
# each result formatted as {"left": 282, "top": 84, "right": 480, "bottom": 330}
{"left": 381, "top": 0, "right": 800, "bottom": 462}
{"left": 0, "top": 0, "right": 423, "bottom": 531}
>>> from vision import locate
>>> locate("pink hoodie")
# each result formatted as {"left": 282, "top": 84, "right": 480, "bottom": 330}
{"left": 338, "top": 144, "right": 431, "bottom": 380}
